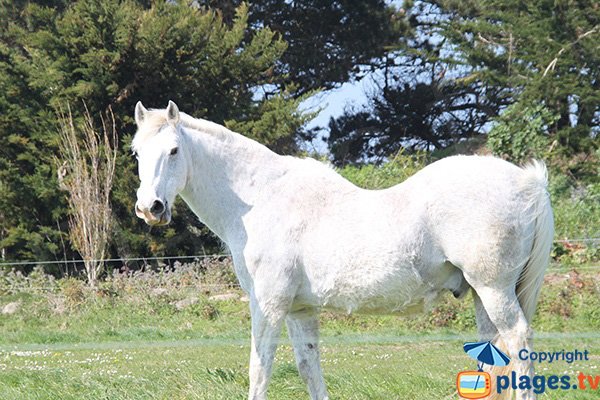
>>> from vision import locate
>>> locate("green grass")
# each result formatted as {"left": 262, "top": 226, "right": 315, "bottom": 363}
{"left": 2, "top": 268, "right": 599, "bottom": 346}
{"left": 1, "top": 269, "right": 599, "bottom": 399}
{"left": 1, "top": 337, "right": 600, "bottom": 399}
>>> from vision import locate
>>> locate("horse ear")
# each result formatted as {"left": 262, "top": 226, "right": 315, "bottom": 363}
{"left": 166, "top": 100, "right": 180, "bottom": 125}
{"left": 135, "top": 101, "right": 147, "bottom": 126}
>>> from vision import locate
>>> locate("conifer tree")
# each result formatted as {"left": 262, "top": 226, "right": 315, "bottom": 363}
{"left": 326, "top": 0, "right": 599, "bottom": 168}
{"left": 0, "top": 0, "right": 310, "bottom": 268}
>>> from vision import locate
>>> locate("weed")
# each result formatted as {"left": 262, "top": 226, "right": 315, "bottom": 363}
{"left": 59, "top": 277, "right": 87, "bottom": 307}
{"left": 206, "top": 367, "right": 238, "bottom": 383}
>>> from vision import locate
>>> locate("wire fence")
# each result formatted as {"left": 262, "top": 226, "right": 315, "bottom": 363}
{"left": 0, "top": 254, "right": 229, "bottom": 268}
{"left": 554, "top": 237, "right": 600, "bottom": 243}
{"left": 0, "top": 237, "right": 597, "bottom": 269}
{"left": 0, "top": 239, "right": 599, "bottom": 268}
{"left": 2, "top": 331, "right": 600, "bottom": 352}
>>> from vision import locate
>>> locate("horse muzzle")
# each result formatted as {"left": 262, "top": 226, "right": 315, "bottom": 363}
{"left": 135, "top": 200, "right": 171, "bottom": 226}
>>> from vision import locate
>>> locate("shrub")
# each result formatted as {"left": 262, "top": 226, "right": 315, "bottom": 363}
{"left": 487, "top": 103, "right": 559, "bottom": 163}
{"left": 59, "top": 277, "right": 87, "bottom": 307}
{"left": 339, "top": 150, "right": 429, "bottom": 189}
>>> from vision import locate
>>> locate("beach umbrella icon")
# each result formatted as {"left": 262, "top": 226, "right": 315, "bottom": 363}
{"left": 463, "top": 341, "right": 511, "bottom": 369}
{"left": 457, "top": 341, "right": 511, "bottom": 398}
{"left": 457, "top": 341, "right": 509, "bottom": 398}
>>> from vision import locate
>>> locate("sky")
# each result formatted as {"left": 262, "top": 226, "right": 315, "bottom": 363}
{"left": 300, "top": 83, "right": 366, "bottom": 154}
{"left": 300, "top": 68, "right": 387, "bottom": 155}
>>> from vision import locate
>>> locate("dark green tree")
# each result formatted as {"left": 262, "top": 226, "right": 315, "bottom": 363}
{"left": 433, "top": 0, "right": 599, "bottom": 168}
{"left": 0, "top": 0, "right": 309, "bottom": 270}
{"left": 203, "top": 0, "right": 408, "bottom": 96}
{"left": 327, "top": 0, "right": 599, "bottom": 168}
{"left": 327, "top": 1, "right": 505, "bottom": 164}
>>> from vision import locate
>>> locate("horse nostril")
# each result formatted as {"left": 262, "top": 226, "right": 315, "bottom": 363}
{"left": 150, "top": 200, "right": 165, "bottom": 215}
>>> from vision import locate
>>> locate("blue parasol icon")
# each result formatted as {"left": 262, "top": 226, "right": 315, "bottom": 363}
{"left": 463, "top": 340, "right": 511, "bottom": 370}
{"left": 462, "top": 341, "right": 511, "bottom": 395}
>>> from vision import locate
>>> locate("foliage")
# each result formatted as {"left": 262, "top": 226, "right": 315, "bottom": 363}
{"left": 338, "top": 150, "right": 429, "bottom": 189}
{"left": 225, "top": 88, "right": 318, "bottom": 153}
{"left": 435, "top": 0, "right": 600, "bottom": 158}
{"left": 325, "top": 1, "right": 507, "bottom": 165}
{"left": 0, "top": 0, "right": 308, "bottom": 269}
{"left": 1, "top": 261, "right": 599, "bottom": 345}
{"left": 327, "top": 79, "right": 497, "bottom": 165}
{"left": 326, "top": 0, "right": 599, "bottom": 167}
{"left": 487, "top": 102, "right": 559, "bottom": 163}
{"left": 551, "top": 182, "right": 600, "bottom": 264}
{"left": 0, "top": 265, "right": 57, "bottom": 296}
{"left": 536, "top": 270, "right": 600, "bottom": 331}
{"left": 206, "top": 0, "right": 408, "bottom": 96}
{"left": 1, "top": 0, "right": 598, "bottom": 278}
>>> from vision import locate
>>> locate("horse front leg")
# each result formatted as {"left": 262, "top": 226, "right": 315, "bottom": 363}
{"left": 248, "top": 285, "right": 291, "bottom": 400}
{"left": 286, "top": 308, "right": 329, "bottom": 400}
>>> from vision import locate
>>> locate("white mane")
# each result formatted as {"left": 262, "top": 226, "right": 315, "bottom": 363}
{"left": 132, "top": 110, "right": 235, "bottom": 151}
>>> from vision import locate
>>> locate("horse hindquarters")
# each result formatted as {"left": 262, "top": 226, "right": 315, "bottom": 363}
{"left": 463, "top": 162, "right": 554, "bottom": 400}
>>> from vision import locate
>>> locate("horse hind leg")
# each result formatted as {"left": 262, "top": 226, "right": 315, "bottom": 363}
{"left": 473, "top": 289, "right": 499, "bottom": 342}
{"left": 472, "top": 285, "right": 535, "bottom": 400}
{"left": 286, "top": 308, "right": 329, "bottom": 400}
{"left": 472, "top": 289, "right": 509, "bottom": 396}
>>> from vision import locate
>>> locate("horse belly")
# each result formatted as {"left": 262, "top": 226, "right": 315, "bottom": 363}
{"left": 298, "top": 233, "right": 467, "bottom": 315}
{"left": 298, "top": 247, "right": 438, "bottom": 315}
{"left": 308, "top": 266, "right": 450, "bottom": 316}
{"left": 294, "top": 187, "right": 459, "bottom": 315}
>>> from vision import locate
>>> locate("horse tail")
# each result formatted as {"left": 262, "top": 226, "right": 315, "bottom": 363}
{"left": 516, "top": 160, "right": 554, "bottom": 324}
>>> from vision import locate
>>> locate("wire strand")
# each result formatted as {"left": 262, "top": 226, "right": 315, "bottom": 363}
{"left": 0, "top": 254, "right": 230, "bottom": 267}
{"left": 0, "top": 236, "right": 598, "bottom": 267}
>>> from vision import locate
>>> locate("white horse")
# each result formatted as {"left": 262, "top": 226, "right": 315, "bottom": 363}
{"left": 132, "top": 101, "right": 554, "bottom": 400}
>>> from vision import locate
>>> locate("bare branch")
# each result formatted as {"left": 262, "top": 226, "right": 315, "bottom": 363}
{"left": 543, "top": 25, "right": 598, "bottom": 77}
{"left": 56, "top": 105, "right": 118, "bottom": 287}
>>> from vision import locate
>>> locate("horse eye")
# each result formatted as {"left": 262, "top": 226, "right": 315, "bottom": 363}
{"left": 170, "top": 147, "right": 178, "bottom": 156}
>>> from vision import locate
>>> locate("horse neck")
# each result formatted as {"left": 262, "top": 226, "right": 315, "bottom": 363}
{"left": 179, "top": 125, "right": 287, "bottom": 242}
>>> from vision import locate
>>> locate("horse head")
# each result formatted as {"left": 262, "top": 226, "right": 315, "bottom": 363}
{"left": 131, "top": 100, "right": 188, "bottom": 226}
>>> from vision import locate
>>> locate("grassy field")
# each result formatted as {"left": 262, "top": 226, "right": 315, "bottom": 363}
{"left": 2, "top": 334, "right": 600, "bottom": 399}
{"left": 1, "top": 264, "right": 599, "bottom": 399}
